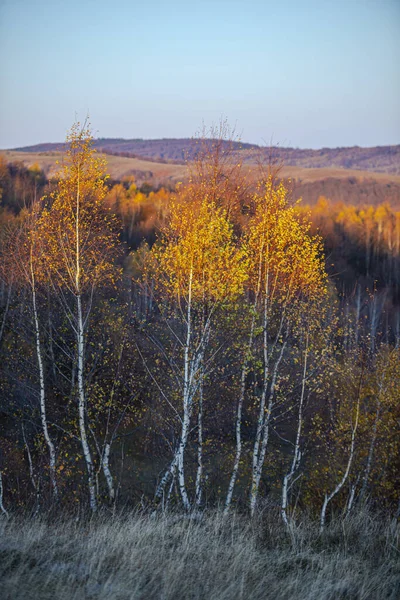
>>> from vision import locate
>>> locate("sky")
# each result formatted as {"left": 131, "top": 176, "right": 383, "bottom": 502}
{"left": 0, "top": 0, "right": 399, "bottom": 149}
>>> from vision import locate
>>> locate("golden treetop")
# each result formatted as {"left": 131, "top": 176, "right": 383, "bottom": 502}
{"left": 150, "top": 195, "right": 248, "bottom": 307}
{"left": 244, "top": 177, "right": 327, "bottom": 304}
{"left": 37, "top": 122, "right": 121, "bottom": 294}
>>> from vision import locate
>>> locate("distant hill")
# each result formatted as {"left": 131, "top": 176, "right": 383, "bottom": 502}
{"left": 13, "top": 139, "right": 400, "bottom": 175}
{"left": 13, "top": 139, "right": 257, "bottom": 164}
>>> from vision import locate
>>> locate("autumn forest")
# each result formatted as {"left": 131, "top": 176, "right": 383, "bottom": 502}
{"left": 0, "top": 123, "right": 399, "bottom": 535}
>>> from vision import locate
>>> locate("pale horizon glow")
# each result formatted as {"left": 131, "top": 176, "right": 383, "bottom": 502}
{"left": 0, "top": 0, "right": 399, "bottom": 150}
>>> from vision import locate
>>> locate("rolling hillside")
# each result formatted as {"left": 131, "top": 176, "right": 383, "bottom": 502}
{"left": 3, "top": 149, "right": 400, "bottom": 208}
{"left": 12, "top": 139, "right": 400, "bottom": 174}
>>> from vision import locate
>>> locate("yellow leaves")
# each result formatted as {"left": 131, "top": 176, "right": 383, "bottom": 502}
{"left": 151, "top": 196, "right": 248, "bottom": 307}
{"left": 146, "top": 175, "right": 327, "bottom": 324}
{"left": 36, "top": 123, "right": 121, "bottom": 293}
{"left": 303, "top": 198, "right": 399, "bottom": 258}
{"left": 244, "top": 176, "right": 327, "bottom": 305}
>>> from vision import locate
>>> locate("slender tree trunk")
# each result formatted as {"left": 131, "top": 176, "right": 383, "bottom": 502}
{"left": 97, "top": 344, "right": 124, "bottom": 506}
{"left": 30, "top": 254, "right": 58, "bottom": 501}
{"left": 0, "top": 471, "right": 8, "bottom": 518}
{"left": 195, "top": 369, "right": 204, "bottom": 507}
{"left": 224, "top": 357, "right": 247, "bottom": 512}
{"left": 176, "top": 269, "right": 194, "bottom": 511}
{"left": 155, "top": 455, "right": 178, "bottom": 502}
{"left": 250, "top": 280, "right": 270, "bottom": 516}
{"left": 156, "top": 269, "right": 195, "bottom": 510}
{"left": 320, "top": 372, "right": 362, "bottom": 533}
{"left": 225, "top": 310, "right": 258, "bottom": 512}
{"left": 176, "top": 394, "right": 191, "bottom": 511}
{"left": 281, "top": 337, "right": 308, "bottom": 527}
{"left": 73, "top": 163, "right": 96, "bottom": 512}
{"left": 22, "top": 425, "right": 40, "bottom": 515}
{"left": 250, "top": 340, "right": 286, "bottom": 516}
{"left": 102, "top": 442, "right": 115, "bottom": 502}
{"left": 165, "top": 470, "right": 176, "bottom": 510}
{"left": 345, "top": 475, "right": 360, "bottom": 517}
{"left": 225, "top": 245, "right": 264, "bottom": 513}
{"left": 77, "top": 293, "right": 97, "bottom": 512}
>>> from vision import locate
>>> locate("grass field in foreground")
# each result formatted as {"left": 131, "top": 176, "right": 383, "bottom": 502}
{"left": 0, "top": 509, "right": 399, "bottom": 600}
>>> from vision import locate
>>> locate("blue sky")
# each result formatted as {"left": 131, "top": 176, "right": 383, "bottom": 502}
{"left": 0, "top": 0, "right": 399, "bottom": 148}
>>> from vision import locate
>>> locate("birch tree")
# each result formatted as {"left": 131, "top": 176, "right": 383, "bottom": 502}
{"left": 223, "top": 178, "right": 327, "bottom": 514}
{"left": 26, "top": 219, "right": 59, "bottom": 500}
{"left": 37, "top": 122, "right": 121, "bottom": 511}
{"left": 281, "top": 331, "right": 309, "bottom": 527}
{"left": 2, "top": 209, "right": 59, "bottom": 501}
{"left": 279, "top": 305, "right": 332, "bottom": 526}
{"left": 149, "top": 195, "right": 247, "bottom": 510}
{"left": 320, "top": 362, "right": 363, "bottom": 532}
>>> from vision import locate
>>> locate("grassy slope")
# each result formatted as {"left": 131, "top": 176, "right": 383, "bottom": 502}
{"left": 0, "top": 509, "right": 399, "bottom": 600}
{"left": 2, "top": 151, "right": 187, "bottom": 183}
{"left": 11, "top": 140, "right": 400, "bottom": 174}
{"left": 4, "top": 150, "right": 400, "bottom": 207}
{"left": 4, "top": 150, "right": 400, "bottom": 184}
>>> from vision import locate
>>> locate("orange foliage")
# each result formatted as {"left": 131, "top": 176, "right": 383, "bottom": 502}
{"left": 37, "top": 123, "right": 121, "bottom": 292}
{"left": 150, "top": 195, "right": 248, "bottom": 307}
{"left": 245, "top": 178, "right": 327, "bottom": 305}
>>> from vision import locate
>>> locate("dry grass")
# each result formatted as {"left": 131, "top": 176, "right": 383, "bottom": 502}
{"left": 3, "top": 150, "right": 400, "bottom": 186}
{"left": 274, "top": 165, "right": 400, "bottom": 183}
{"left": 1, "top": 151, "right": 187, "bottom": 182}
{"left": 0, "top": 508, "right": 399, "bottom": 599}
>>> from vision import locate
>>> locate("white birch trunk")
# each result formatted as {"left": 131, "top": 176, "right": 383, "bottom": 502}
{"left": 224, "top": 358, "right": 247, "bottom": 512}
{"left": 345, "top": 479, "right": 358, "bottom": 516}
{"left": 250, "top": 280, "right": 270, "bottom": 516}
{"left": 281, "top": 338, "right": 308, "bottom": 527}
{"left": 250, "top": 340, "right": 286, "bottom": 516}
{"left": 77, "top": 293, "right": 97, "bottom": 512}
{"left": 155, "top": 266, "right": 210, "bottom": 510}
{"left": 176, "top": 267, "right": 194, "bottom": 511}
{"left": 176, "top": 393, "right": 191, "bottom": 511}
{"left": 156, "top": 268, "right": 194, "bottom": 510}
{"left": 22, "top": 425, "right": 40, "bottom": 515}
{"left": 74, "top": 164, "right": 96, "bottom": 512}
{"left": 0, "top": 471, "right": 8, "bottom": 518}
{"left": 225, "top": 308, "right": 258, "bottom": 512}
{"left": 225, "top": 244, "right": 264, "bottom": 512}
{"left": 320, "top": 379, "right": 361, "bottom": 533}
{"left": 155, "top": 454, "right": 178, "bottom": 501}
{"left": 102, "top": 442, "right": 115, "bottom": 502}
{"left": 195, "top": 371, "right": 204, "bottom": 507}
{"left": 30, "top": 252, "right": 58, "bottom": 501}
{"left": 165, "top": 469, "right": 176, "bottom": 510}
